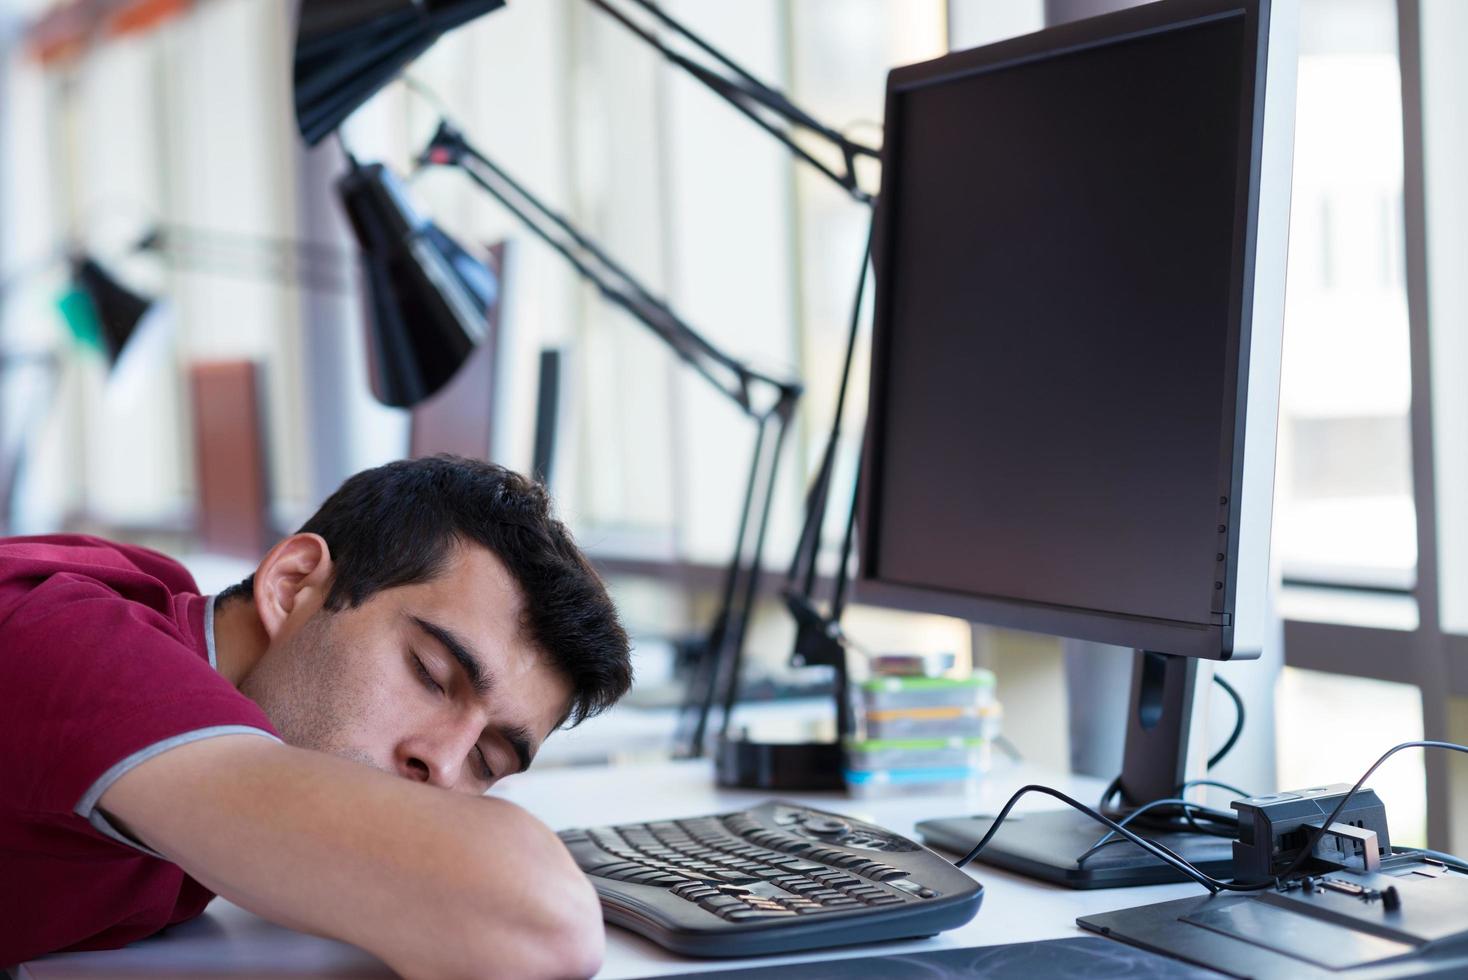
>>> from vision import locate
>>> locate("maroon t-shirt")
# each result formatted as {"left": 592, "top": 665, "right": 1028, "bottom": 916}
{"left": 0, "top": 535, "right": 278, "bottom": 965}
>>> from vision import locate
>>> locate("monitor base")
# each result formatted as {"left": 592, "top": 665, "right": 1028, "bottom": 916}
{"left": 917, "top": 808, "right": 1234, "bottom": 889}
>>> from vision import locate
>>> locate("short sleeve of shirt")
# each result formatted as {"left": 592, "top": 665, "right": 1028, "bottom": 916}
{"left": 0, "top": 544, "right": 278, "bottom": 852}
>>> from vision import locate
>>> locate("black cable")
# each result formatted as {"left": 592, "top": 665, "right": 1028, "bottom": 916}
{"left": 1076, "top": 816, "right": 1238, "bottom": 866}
{"left": 951, "top": 784, "right": 1264, "bottom": 893}
{"left": 1077, "top": 797, "right": 1218, "bottom": 866}
{"left": 1118, "top": 788, "right": 1239, "bottom": 841}
{"left": 1179, "top": 805, "right": 1240, "bottom": 838}
{"left": 787, "top": 216, "right": 873, "bottom": 598}
{"left": 1178, "top": 778, "right": 1252, "bottom": 800}
{"left": 1079, "top": 801, "right": 1240, "bottom": 866}
{"left": 1209, "top": 674, "right": 1244, "bottom": 769}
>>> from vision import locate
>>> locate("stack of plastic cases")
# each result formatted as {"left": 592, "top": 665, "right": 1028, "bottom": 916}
{"left": 844, "top": 672, "right": 1000, "bottom": 798}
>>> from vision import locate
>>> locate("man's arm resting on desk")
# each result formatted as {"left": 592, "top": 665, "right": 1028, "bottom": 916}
{"left": 98, "top": 735, "right": 604, "bottom": 979}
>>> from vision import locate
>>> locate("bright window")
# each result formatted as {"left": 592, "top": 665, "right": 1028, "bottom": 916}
{"left": 1274, "top": 0, "right": 1416, "bottom": 590}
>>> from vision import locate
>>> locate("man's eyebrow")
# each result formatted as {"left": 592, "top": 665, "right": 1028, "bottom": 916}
{"left": 499, "top": 724, "right": 535, "bottom": 775}
{"left": 410, "top": 616, "right": 494, "bottom": 699}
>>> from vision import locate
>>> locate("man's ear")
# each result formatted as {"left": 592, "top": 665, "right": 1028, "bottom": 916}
{"left": 253, "top": 533, "right": 333, "bottom": 640}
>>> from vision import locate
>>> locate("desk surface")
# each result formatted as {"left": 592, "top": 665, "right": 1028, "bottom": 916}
{"left": 16, "top": 759, "right": 1204, "bottom": 979}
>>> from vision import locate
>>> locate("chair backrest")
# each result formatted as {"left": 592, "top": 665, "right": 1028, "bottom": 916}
{"left": 190, "top": 359, "right": 271, "bottom": 558}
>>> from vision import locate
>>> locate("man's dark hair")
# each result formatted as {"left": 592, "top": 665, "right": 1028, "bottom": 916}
{"left": 218, "top": 455, "right": 631, "bottom": 725}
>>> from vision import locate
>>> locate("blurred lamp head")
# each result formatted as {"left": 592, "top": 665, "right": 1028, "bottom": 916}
{"left": 68, "top": 255, "right": 154, "bottom": 367}
{"left": 294, "top": 0, "right": 507, "bottom": 145}
{"left": 337, "top": 159, "right": 495, "bottom": 408}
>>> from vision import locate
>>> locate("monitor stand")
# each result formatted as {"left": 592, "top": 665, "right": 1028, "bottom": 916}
{"left": 916, "top": 650, "right": 1234, "bottom": 888}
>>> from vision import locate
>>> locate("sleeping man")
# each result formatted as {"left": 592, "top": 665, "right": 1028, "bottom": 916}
{"left": 0, "top": 455, "right": 632, "bottom": 978}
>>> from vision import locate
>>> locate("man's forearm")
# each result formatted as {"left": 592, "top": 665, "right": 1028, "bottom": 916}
{"left": 101, "top": 735, "right": 603, "bottom": 979}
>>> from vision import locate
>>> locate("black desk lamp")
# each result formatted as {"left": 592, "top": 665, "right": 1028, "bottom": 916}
{"left": 290, "top": 0, "right": 878, "bottom": 788}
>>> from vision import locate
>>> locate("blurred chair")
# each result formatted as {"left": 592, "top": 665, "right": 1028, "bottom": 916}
{"left": 190, "top": 360, "right": 271, "bottom": 558}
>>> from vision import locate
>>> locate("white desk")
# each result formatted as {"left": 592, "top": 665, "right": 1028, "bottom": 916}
{"left": 15, "top": 759, "right": 1203, "bottom": 979}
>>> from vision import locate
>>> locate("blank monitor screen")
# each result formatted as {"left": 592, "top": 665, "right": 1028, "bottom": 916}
{"left": 865, "top": 10, "right": 1258, "bottom": 634}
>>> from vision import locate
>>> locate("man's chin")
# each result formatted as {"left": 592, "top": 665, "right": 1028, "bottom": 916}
{"left": 335, "top": 748, "right": 391, "bottom": 774}
{"left": 292, "top": 741, "right": 390, "bottom": 775}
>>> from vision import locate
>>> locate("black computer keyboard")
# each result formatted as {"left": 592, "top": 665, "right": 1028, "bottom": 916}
{"left": 558, "top": 800, "right": 984, "bottom": 956}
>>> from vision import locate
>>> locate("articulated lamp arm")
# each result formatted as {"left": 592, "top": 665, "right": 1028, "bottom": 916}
{"left": 418, "top": 119, "right": 802, "bottom": 421}
{"left": 586, "top": 0, "right": 879, "bottom": 204}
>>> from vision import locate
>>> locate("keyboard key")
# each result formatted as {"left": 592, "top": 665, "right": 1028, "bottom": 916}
{"left": 697, "top": 895, "right": 747, "bottom": 913}
{"left": 712, "top": 870, "right": 758, "bottom": 883}
{"left": 601, "top": 866, "right": 652, "bottom": 882}
{"left": 621, "top": 869, "right": 668, "bottom": 884}
{"left": 725, "top": 909, "right": 797, "bottom": 921}
{"left": 786, "top": 856, "right": 833, "bottom": 874}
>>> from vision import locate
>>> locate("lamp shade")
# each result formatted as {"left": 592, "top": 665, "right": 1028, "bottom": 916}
{"left": 338, "top": 160, "right": 493, "bottom": 408}
{"left": 69, "top": 255, "right": 155, "bottom": 367}
{"left": 294, "top": 0, "right": 506, "bottom": 145}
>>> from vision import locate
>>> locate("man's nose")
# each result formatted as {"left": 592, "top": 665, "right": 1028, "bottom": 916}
{"left": 394, "top": 736, "right": 460, "bottom": 789}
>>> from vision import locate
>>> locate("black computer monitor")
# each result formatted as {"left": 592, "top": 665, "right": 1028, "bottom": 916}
{"left": 857, "top": 0, "right": 1296, "bottom": 886}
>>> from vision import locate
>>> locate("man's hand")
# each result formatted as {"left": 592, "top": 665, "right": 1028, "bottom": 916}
{"left": 100, "top": 735, "right": 604, "bottom": 979}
